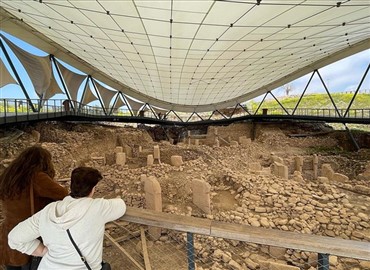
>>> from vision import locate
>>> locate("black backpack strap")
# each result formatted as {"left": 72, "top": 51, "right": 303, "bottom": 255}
{"left": 67, "top": 229, "right": 92, "bottom": 270}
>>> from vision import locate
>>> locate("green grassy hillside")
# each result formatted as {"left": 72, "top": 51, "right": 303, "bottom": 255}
{"left": 247, "top": 93, "right": 370, "bottom": 111}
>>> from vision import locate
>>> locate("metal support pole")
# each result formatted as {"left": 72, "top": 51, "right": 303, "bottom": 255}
{"left": 79, "top": 77, "right": 90, "bottom": 112}
{"left": 344, "top": 63, "right": 370, "bottom": 118}
{"left": 109, "top": 93, "right": 120, "bottom": 115}
{"left": 51, "top": 55, "right": 75, "bottom": 111}
{"left": 186, "top": 112, "right": 195, "bottom": 122}
{"left": 318, "top": 253, "right": 329, "bottom": 270}
{"left": 0, "top": 38, "right": 37, "bottom": 112}
{"left": 91, "top": 77, "right": 107, "bottom": 115}
{"left": 254, "top": 92, "right": 268, "bottom": 115}
{"left": 171, "top": 110, "right": 183, "bottom": 122}
{"left": 121, "top": 94, "right": 133, "bottom": 116}
{"left": 229, "top": 104, "right": 239, "bottom": 118}
{"left": 186, "top": 232, "right": 195, "bottom": 270}
{"left": 293, "top": 71, "right": 315, "bottom": 115}
{"left": 316, "top": 70, "right": 342, "bottom": 117}
{"left": 194, "top": 112, "right": 204, "bottom": 121}
{"left": 269, "top": 91, "right": 290, "bottom": 115}
{"left": 344, "top": 123, "right": 360, "bottom": 151}
{"left": 239, "top": 103, "right": 251, "bottom": 115}
{"left": 147, "top": 104, "right": 158, "bottom": 119}
{"left": 215, "top": 109, "right": 227, "bottom": 119}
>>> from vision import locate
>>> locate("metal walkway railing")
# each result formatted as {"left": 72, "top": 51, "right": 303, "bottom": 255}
{"left": 1, "top": 98, "right": 370, "bottom": 126}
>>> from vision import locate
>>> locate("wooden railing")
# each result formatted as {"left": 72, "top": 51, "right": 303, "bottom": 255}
{"left": 120, "top": 207, "right": 370, "bottom": 269}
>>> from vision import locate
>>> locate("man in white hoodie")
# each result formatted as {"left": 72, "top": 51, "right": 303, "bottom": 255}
{"left": 8, "top": 167, "right": 126, "bottom": 270}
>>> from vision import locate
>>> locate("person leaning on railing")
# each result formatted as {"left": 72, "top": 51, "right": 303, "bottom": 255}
{"left": 8, "top": 167, "right": 126, "bottom": 270}
{"left": 0, "top": 146, "right": 68, "bottom": 270}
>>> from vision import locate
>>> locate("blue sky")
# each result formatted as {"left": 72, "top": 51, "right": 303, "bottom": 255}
{"left": 1, "top": 31, "right": 369, "bottom": 106}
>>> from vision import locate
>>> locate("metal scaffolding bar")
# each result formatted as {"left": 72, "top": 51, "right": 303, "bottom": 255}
{"left": 316, "top": 70, "right": 342, "bottom": 118}
{"left": 0, "top": 38, "right": 37, "bottom": 112}
{"left": 344, "top": 63, "right": 370, "bottom": 118}
{"left": 254, "top": 92, "right": 268, "bottom": 115}
{"left": 292, "top": 71, "right": 316, "bottom": 115}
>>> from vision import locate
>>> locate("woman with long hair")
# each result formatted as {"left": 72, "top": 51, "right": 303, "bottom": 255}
{"left": 0, "top": 145, "right": 68, "bottom": 270}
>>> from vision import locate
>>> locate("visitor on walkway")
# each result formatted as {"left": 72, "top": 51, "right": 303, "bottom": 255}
{"left": 0, "top": 146, "right": 69, "bottom": 270}
{"left": 8, "top": 167, "right": 126, "bottom": 270}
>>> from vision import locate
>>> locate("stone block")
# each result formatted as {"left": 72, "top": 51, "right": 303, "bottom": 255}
{"left": 272, "top": 162, "right": 288, "bottom": 179}
{"left": 214, "top": 138, "right": 220, "bottom": 147}
{"left": 115, "top": 146, "right": 123, "bottom": 153}
{"left": 116, "top": 152, "right": 126, "bottom": 165}
{"left": 138, "top": 146, "right": 142, "bottom": 153}
{"left": 238, "top": 135, "right": 247, "bottom": 144}
{"left": 292, "top": 171, "right": 304, "bottom": 182}
{"left": 124, "top": 145, "right": 132, "bottom": 158}
{"left": 271, "top": 154, "right": 284, "bottom": 164}
{"left": 332, "top": 173, "right": 348, "bottom": 183}
{"left": 269, "top": 246, "right": 287, "bottom": 260}
{"left": 294, "top": 156, "right": 303, "bottom": 172}
{"left": 321, "top": 164, "right": 334, "bottom": 180}
{"left": 147, "top": 154, "right": 154, "bottom": 166}
{"left": 153, "top": 145, "right": 160, "bottom": 159}
{"left": 230, "top": 141, "right": 239, "bottom": 147}
{"left": 192, "top": 179, "right": 211, "bottom": 214}
{"left": 317, "top": 176, "right": 329, "bottom": 183}
{"left": 31, "top": 130, "right": 40, "bottom": 143}
{"left": 239, "top": 136, "right": 251, "bottom": 146}
{"left": 268, "top": 262, "right": 300, "bottom": 270}
{"left": 170, "top": 155, "right": 183, "bottom": 167}
{"left": 249, "top": 162, "right": 262, "bottom": 171}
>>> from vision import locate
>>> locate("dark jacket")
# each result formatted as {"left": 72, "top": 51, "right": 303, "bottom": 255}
{"left": 0, "top": 172, "right": 68, "bottom": 266}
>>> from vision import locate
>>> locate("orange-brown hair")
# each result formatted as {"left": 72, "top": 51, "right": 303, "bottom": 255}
{"left": 0, "top": 145, "right": 55, "bottom": 199}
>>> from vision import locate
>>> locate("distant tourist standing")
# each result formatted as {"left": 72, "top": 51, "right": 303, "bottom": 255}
{"left": 63, "top": 99, "right": 71, "bottom": 112}
{"left": 0, "top": 146, "right": 68, "bottom": 270}
{"left": 8, "top": 167, "right": 126, "bottom": 270}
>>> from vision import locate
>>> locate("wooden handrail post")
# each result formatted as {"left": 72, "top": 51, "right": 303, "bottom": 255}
{"left": 318, "top": 253, "right": 329, "bottom": 270}
{"left": 187, "top": 232, "right": 195, "bottom": 270}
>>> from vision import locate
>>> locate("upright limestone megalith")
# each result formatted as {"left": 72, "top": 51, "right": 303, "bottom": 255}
{"left": 294, "top": 156, "right": 303, "bottom": 173}
{"left": 214, "top": 138, "right": 220, "bottom": 147}
{"left": 313, "top": 154, "right": 319, "bottom": 180}
{"left": 147, "top": 154, "right": 154, "bottom": 166}
{"left": 192, "top": 179, "right": 211, "bottom": 214}
{"left": 116, "top": 152, "right": 126, "bottom": 165}
{"left": 321, "top": 163, "right": 334, "bottom": 181}
{"left": 144, "top": 176, "right": 162, "bottom": 239}
{"left": 153, "top": 145, "right": 160, "bottom": 160}
{"left": 272, "top": 162, "right": 288, "bottom": 179}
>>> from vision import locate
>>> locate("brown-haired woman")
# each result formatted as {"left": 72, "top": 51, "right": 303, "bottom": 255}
{"left": 0, "top": 145, "right": 68, "bottom": 270}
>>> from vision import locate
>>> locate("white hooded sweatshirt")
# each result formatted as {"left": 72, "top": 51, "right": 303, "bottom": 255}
{"left": 8, "top": 196, "right": 126, "bottom": 270}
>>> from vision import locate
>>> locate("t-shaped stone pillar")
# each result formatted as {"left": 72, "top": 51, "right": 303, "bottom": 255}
{"left": 192, "top": 179, "right": 211, "bottom": 214}
{"left": 144, "top": 176, "right": 162, "bottom": 240}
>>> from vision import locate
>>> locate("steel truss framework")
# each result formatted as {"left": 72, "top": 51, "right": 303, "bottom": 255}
{"left": 1, "top": 33, "right": 370, "bottom": 149}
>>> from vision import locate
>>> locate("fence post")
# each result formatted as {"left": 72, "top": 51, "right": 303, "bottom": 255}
{"left": 318, "top": 253, "right": 329, "bottom": 270}
{"left": 187, "top": 232, "right": 195, "bottom": 270}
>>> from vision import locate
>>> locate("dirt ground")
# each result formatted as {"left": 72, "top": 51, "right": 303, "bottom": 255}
{"left": 0, "top": 121, "right": 369, "bottom": 270}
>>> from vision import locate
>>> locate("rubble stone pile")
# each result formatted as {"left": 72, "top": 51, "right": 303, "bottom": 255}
{"left": 0, "top": 121, "right": 369, "bottom": 270}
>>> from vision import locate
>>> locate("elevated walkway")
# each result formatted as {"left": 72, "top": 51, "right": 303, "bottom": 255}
{"left": 1, "top": 106, "right": 370, "bottom": 127}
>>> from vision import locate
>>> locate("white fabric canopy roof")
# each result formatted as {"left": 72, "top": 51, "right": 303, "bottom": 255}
{"left": 0, "top": 1, "right": 369, "bottom": 112}
{"left": 0, "top": 57, "right": 17, "bottom": 87}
